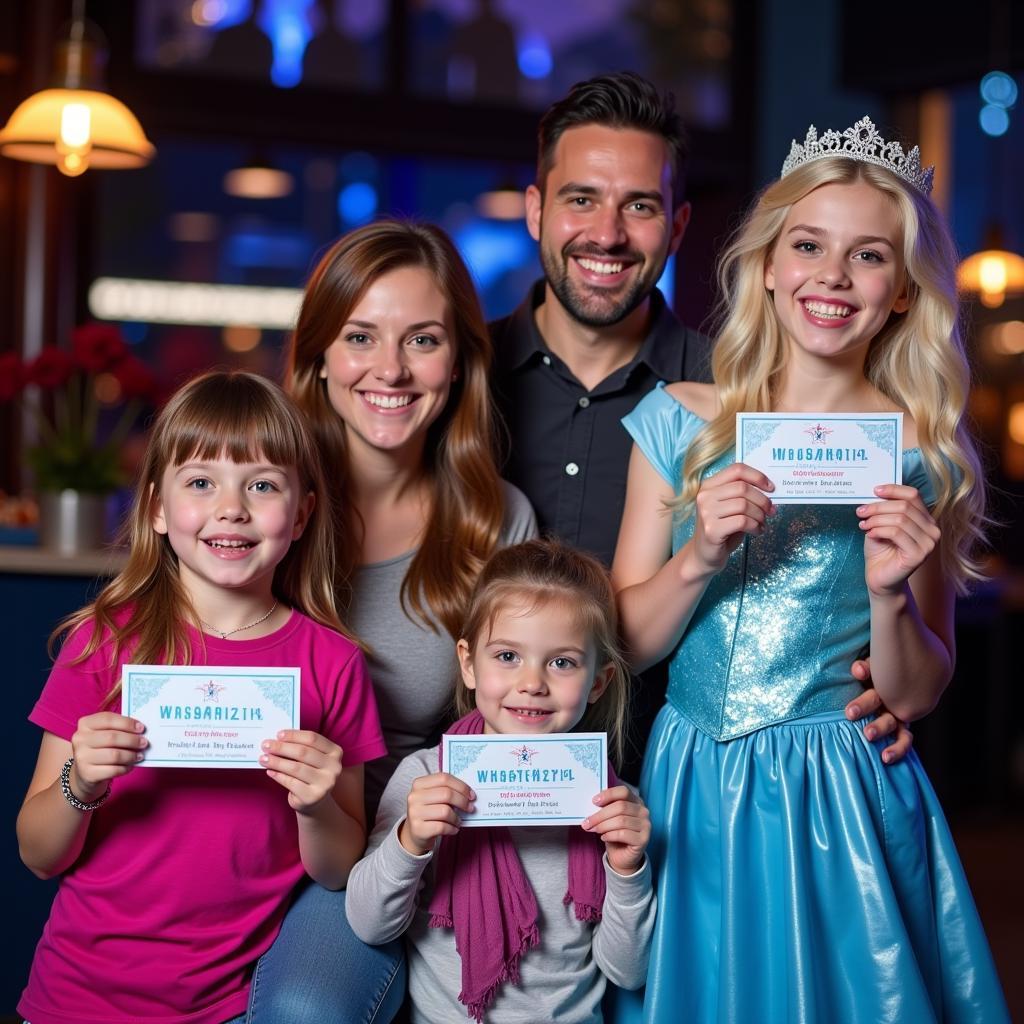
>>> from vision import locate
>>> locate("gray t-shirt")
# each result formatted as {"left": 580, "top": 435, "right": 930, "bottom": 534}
{"left": 347, "top": 746, "right": 655, "bottom": 1024}
{"left": 352, "top": 481, "right": 536, "bottom": 815}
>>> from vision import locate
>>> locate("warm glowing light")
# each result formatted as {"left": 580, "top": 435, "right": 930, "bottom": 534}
{"left": 958, "top": 248, "right": 1024, "bottom": 308}
{"left": 0, "top": 2, "right": 153, "bottom": 177}
{"left": 1008, "top": 403, "right": 1024, "bottom": 446}
{"left": 0, "top": 88, "right": 154, "bottom": 173}
{"left": 60, "top": 151, "right": 87, "bottom": 176}
{"left": 94, "top": 372, "right": 122, "bottom": 404}
{"left": 56, "top": 101, "right": 92, "bottom": 175}
{"left": 192, "top": 0, "right": 227, "bottom": 26}
{"left": 979, "top": 257, "right": 1007, "bottom": 300}
{"left": 985, "top": 321, "right": 1024, "bottom": 356}
{"left": 168, "top": 212, "right": 220, "bottom": 243}
{"left": 88, "top": 277, "right": 302, "bottom": 329}
{"left": 476, "top": 189, "right": 526, "bottom": 220}
{"left": 223, "top": 166, "right": 294, "bottom": 200}
{"left": 222, "top": 325, "right": 262, "bottom": 352}
{"left": 59, "top": 102, "right": 90, "bottom": 148}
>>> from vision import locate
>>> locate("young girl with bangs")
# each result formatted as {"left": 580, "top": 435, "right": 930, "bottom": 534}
{"left": 610, "top": 119, "right": 1009, "bottom": 1022}
{"left": 16, "top": 371, "right": 387, "bottom": 1024}
{"left": 346, "top": 538, "right": 654, "bottom": 1024}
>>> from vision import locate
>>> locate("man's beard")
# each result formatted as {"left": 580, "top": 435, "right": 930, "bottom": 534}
{"left": 540, "top": 242, "right": 665, "bottom": 328}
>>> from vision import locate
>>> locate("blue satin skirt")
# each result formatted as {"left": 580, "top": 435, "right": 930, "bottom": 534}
{"left": 609, "top": 706, "right": 1009, "bottom": 1023}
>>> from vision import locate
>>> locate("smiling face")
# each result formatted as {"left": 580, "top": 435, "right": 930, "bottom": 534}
{"left": 319, "top": 265, "right": 458, "bottom": 460}
{"left": 525, "top": 123, "right": 689, "bottom": 328}
{"left": 764, "top": 180, "right": 909, "bottom": 367}
{"left": 152, "top": 454, "right": 312, "bottom": 610}
{"left": 456, "top": 596, "right": 612, "bottom": 736}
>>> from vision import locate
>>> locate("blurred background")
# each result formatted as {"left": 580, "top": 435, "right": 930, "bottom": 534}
{"left": 0, "top": 0, "right": 1021, "bottom": 1018}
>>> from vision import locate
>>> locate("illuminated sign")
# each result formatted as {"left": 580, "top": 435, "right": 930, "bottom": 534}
{"left": 88, "top": 277, "right": 302, "bottom": 329}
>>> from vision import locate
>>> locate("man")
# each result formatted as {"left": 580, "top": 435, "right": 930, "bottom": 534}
{"left": 490, "top": 71, "right": 909, "bottom": 775}
{"left": 491, "top": 71, "right": 706, "bottom": 569}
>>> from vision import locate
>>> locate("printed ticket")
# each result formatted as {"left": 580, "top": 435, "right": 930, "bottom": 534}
{"left": 442, "top": 732, "right": 607, "bottom": 827}
{"left": 736, "top": 412, "right": 903, "bottom": 504}
{"left": 121, "top": 664, "right": 300, "bottom": 768}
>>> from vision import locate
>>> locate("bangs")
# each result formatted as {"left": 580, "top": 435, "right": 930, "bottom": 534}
{"left": 157, "top": 373, "right": 307, "bottom": 471}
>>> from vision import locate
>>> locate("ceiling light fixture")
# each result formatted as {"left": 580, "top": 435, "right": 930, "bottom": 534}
{"left": 0, "top": 0, "right": 155, "bottom": 177}
{"left": 224, "top": 154, "right": 294, "bottom": 200}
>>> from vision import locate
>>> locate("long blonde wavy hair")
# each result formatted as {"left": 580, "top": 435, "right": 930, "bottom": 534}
{"left": 454, "top": 539, "right": 631, "bottom": 769}
{"left": 675, "top": 157, "right": 986, "bottom": 590}
{"left": 55, "top": 371, "right": 353, "bottom": 695}
{"left": 287, "top": 220, "right": 506, "bottom": 639}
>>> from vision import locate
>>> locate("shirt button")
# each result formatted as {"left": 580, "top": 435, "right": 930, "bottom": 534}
{"left": 565, "top": 462, "right": 580, "bottom": 476}
{"left": 542, "top": 355, "right": 551, "bottom": 366}
{"left": 578, "top": 396, "right": 590, "bottom": 408}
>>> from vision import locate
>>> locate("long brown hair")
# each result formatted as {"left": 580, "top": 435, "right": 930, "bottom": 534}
{"left": 55, "top": 371, "right": 352, "bottom": 692}
{"left": 287, "top": 219, "right": 505, "bottom": 638}
{"left": 455, "top": 539, "right": 631, "bottom": 768}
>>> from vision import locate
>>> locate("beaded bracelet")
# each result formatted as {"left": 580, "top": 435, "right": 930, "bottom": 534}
{"left": 60, "top": 756, "right": 111, "bottom": 812}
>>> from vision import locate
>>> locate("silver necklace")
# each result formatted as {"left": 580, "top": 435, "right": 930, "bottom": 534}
{"left": 199, "top": 602, "right": 278, "bottom": 639}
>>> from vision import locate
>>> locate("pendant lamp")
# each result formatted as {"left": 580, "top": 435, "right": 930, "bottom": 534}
{"left": 957, "top": 226, "right": 1024, "bottom": 309}
{"left": 0, "top": 0, "right": 154, "bottom": 177}
{"left": 223, "top": 153, "right": 294, "bottom": 199}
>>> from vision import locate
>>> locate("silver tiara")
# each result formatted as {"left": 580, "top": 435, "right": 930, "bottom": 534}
{"left": 780, "top": 115, "right": 934, "bottom": 195}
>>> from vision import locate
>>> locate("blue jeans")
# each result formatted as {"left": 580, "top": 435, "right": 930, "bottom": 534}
{"left": 246, "top": 883, "right": 406, "bottom": 1024}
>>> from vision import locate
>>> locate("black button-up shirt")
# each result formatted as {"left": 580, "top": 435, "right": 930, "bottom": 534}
{"left": 491, "top": 280, "right": 712, "bottom": 568}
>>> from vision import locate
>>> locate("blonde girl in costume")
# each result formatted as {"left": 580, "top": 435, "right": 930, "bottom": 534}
{"left": 346, "top": 538, "right": 654, "bottom": 1023}
{"left": 17, "top": 372, "right": 385, "bottom": 1024}
{"left": 610, "top": 118, "right": 1008, "bottom": 1022}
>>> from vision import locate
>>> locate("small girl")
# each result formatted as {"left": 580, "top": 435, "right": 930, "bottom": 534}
{"left": 346, "top": 538, "right": 654, "bottom": 1023}
{"left": 16, "top": 371, "right": 387, "bottom": 1024}
{"left": 610, "top": 117, "right": 1009, "bottom": 1022}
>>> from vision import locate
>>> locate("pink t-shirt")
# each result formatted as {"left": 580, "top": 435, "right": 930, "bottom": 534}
{"left": 19, "top": 610, "right": 387, "bottom": 1024}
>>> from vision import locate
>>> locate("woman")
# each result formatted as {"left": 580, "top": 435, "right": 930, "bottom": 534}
{"left": 248, "top": 220, "right": 536, "bottom": 1023}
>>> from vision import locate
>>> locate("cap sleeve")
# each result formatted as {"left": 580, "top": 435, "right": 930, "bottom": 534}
{"left": 901, "top": 448, "right": 944, "bottom": 509}
{"left": 622, "top": 382, "right": 707, "bottom": 491}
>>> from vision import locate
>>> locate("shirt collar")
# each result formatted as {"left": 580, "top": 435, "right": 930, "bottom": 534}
{"left": 505, "top": 279, "right": 687, "bottom": 379}
{"left": 632, "top": 288, "right": 688, "bottom": 380}
{"left": 502, "top": 280, "right": 550, "bottom": 370}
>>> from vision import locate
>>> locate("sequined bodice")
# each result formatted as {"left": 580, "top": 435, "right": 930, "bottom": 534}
{"left": 623, "top": 385, "right": 936, "bottom": 741}
{"left": 669, "top": 493, "right": 879, "bottom": 738}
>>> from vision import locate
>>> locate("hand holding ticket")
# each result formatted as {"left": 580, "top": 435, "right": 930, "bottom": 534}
{"left": 581, "top": 783, "right": 651, "bottom": 875}
{"left": 736, "top": 412, "right": 903, "bottom": 504}
{"left": 441, "top": 733, "right": 607, "bottom": 827}
{"left": 122, "top": 664, "right": 301, "bottom": 768}
{"left": 400, "top": 771, "right": 476, "bottom": 855}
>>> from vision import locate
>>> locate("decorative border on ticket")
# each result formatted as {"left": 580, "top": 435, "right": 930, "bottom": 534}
{"left": 443, "top": 732, "right": 607, "bottom": 826}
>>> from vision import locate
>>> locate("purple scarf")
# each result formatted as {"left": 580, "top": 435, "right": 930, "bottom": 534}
{"left": 427, "top": 710, "right": 616, "bottom": 1021}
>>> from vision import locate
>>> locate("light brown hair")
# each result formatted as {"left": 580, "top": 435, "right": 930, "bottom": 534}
{"left": 287, "top": 219, "right": 506, "bottom": 638}
{"left": 54, "top": 371, "right": 351, "bottom": 695}
{"left": 455, "top": 539, "right": 631, "bottom": 768}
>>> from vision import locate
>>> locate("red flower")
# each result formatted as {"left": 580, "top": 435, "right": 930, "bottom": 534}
{"left": 71, "top": 322, "right": 128, "bottom": 373}
{"left": 28, "top": 347, "right": 76, "bottom": 390}
{"left": 114, "top": 355, "right": 158, "bottom": 402}
{"left": 0, "top": 351, "right": 26, "bottom": 400}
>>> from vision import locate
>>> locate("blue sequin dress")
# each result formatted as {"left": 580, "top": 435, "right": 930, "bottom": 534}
{"left": 612, "top": 384, "right": 1008, "bottom": 1024}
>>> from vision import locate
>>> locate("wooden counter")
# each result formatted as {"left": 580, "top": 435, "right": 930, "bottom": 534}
{"left": 0, "top": 544, "right": 128, "bottom": 577}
